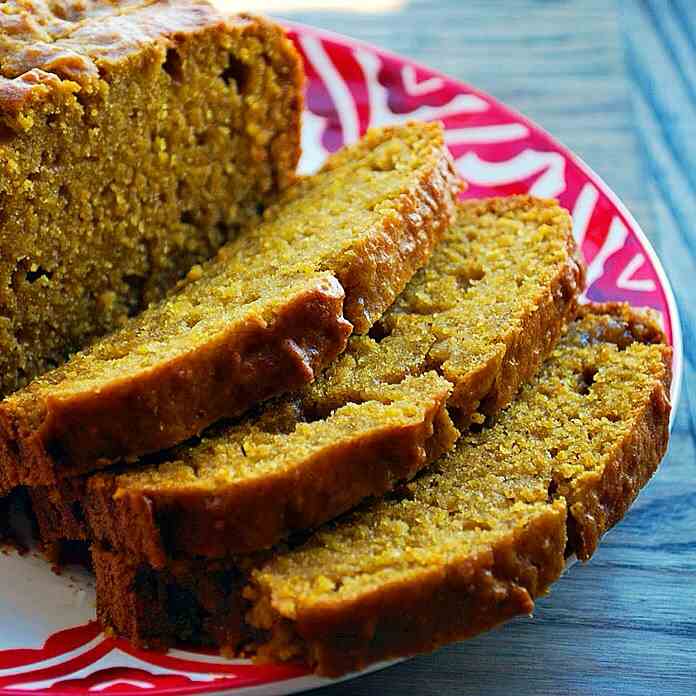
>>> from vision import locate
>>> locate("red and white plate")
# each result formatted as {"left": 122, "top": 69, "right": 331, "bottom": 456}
{"left": 0, "top": 22, "right": 683, "bottom": 696}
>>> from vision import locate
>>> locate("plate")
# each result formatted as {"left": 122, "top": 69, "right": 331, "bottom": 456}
{"left": 0, "top": 22, "right": 683, "bottom": 696}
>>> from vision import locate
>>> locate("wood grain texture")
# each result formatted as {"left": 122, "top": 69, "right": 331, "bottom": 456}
{"left": 275, "top": 1, "right": 696, "bottom": 694}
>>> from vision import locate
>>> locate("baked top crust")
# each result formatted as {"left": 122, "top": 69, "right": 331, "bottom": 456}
{"left": 0, "top": 1, "right": 252, "bottom": 99}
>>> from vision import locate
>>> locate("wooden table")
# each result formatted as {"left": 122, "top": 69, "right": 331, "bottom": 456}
{"left": 276, "top": 1, "right": 696, "bottom": 693}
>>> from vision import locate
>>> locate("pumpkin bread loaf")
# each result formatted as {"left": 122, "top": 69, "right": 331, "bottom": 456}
{"left": 0, "top": 0, "right": 304, "bottom": 397}
{"left": 30, "top": 196, "right": 583, "bottom": 564}
{"left": 90, "top": 304, "right": 672, "bottom": 674}
{"left": 0, "top": 121, "right": 461, "bottom": 492}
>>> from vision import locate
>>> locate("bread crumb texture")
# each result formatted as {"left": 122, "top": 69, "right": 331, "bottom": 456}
{"left": 247, "top": 305, "right": 671, "bottom": 675}
{"left": 70, "top": 195, "right": 580, "bottom": 563}
{"left": 0, "top": 120, "right": 459, "bottom": 489}
{"left": 0, "top": 0, "right": 304, "bottom": 395}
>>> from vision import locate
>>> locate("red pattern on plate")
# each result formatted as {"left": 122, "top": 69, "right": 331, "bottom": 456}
{"left": 0, "top": 22, "right": 682, "bottom": 696}
{"left": 0, "top": 624, "right": 102, "bottom": 670}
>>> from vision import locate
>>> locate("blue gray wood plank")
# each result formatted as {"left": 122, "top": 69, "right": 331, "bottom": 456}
{"left": 275, "top": 1, "right": 696, "bottom": 694}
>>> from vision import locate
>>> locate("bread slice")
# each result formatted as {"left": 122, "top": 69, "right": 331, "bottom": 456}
{"left": 90, "top": 304, "right": 672, "bottom": 674}
{"left": 30, "top": 196, "right": 583, "bottom": 564}
{"left": 0, "top": 2, "right": 303, "bottom": 397}
{"left": 0, "top": 121, "right": 460, "bottom": 491}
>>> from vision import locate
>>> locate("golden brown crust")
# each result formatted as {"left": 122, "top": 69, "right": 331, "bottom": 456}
{"left": 0, "top": 277, "right": 352, "bottom": 484}
{"left": 334, "top": 147, "right": 461, "bottom": 333}
{"left": 0, "top": 70, "right": 69, "bottom": 113}
{"left": 0, "top": 2, "right": 252, "bottom": 86}
{"left": 0, "top": 2, "right": 153, "bottom": 43}
{"left": 264, "top": 503, "right": 567, "bottom": 676}
{"left": 450, "top": 199, "right": 584, "bottom": 425}
{"left": 84, "top": 376, "right": 457, "bottom": 563}
{"left": 87, "top": 501, "right": 566, "bottom": 665}
{"left": 565, "top": 348, "right": 671, "bottom": 559}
